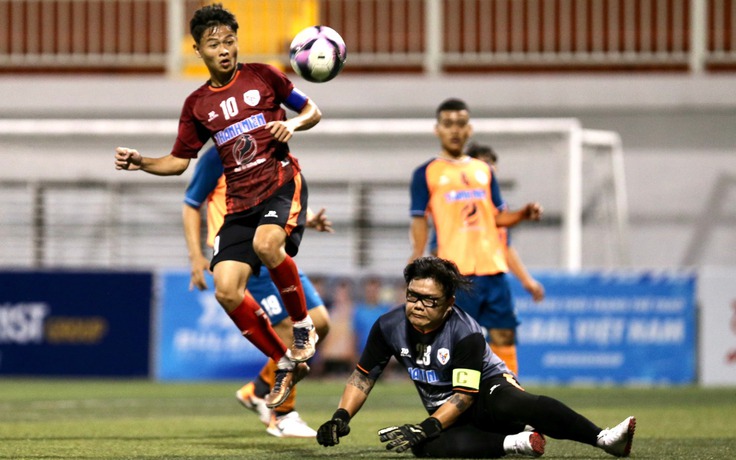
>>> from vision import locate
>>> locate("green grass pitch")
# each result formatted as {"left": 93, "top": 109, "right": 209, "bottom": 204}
{"left": 0, "top": 378, "right": 734, "bottom": 459}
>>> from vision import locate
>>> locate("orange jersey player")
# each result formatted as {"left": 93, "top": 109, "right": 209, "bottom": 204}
{"left": 409, "top": 98, "right": 543, "bottom": 376}
{"left": 466, "top": 143, "right": 545, "bottom": 304}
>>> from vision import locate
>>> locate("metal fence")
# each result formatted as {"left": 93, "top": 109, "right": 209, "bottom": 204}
{"left": 0, "top": 178, "right": 413, "bottom": 275}
{"left": 0, "top": 0, "right": 734, "bottom": 73}
{"left": 0, "top": 0, "right": 169, "bottom": 68}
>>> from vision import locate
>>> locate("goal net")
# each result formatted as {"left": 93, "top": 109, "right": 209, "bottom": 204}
{"left": 293, "top": 118, "right": 630, "bottom": 274}
{"left": 0, "top": 118, "right": 628, "bottom": 273}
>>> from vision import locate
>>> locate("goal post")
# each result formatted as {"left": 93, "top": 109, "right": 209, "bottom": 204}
{"left": 0, "top": 117, "right": 629, "bottom": 271}
{"left": 582, "top": 129, "right": 630, "bottom": 267}
{"left": 299, "top": 117, "right": 628, "bottom": 270}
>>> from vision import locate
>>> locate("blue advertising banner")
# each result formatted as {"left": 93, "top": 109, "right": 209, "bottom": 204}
{"left": 0, "top": 271, "right": 152, "bottom": 376}
{"left": 510, "top": 271, "right": 696, "bottom": 385}
{"left": 156, "top": 269, "right": 267, "bottom": 380}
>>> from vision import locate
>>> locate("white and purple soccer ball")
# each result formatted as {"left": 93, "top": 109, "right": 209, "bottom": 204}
{"left": 289, "top": 25, "right": 347, "bottom": 83}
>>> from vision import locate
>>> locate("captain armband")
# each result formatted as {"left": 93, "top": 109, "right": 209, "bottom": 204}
{"left": 452, "top": 368, "right": 481, "bottom": 390}
{"left": 285, "top": 88, "right": 309, "bottom": 112}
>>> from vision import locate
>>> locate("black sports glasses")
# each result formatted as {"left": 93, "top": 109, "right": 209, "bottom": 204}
{"left": 406, "top": 290, "right": 444, "bottom": 308}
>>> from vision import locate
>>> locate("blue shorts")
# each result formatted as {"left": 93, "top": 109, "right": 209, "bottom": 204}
{"left": 247, "top": 265, "right": 323, "bottom": 325}
{"left": 454, "top": 272, "right": 519, "bottom": 330}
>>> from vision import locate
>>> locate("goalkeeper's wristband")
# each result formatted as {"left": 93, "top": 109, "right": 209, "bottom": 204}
{"left": 332, "top": 408, "right": 351, "bottom": 424}
{"left": 419, "top": 417, "right": 442, "bottom": 438}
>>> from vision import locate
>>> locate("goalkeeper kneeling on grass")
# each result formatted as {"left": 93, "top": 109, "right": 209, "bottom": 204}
{"left": 316, "top": 256, "right": 636, "bottom": 458}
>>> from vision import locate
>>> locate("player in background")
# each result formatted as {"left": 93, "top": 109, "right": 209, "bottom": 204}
{"left": 465, "top": 142, "right": 545, "bottom": 375}
{"left": 352, "top": 276, "right": 394, "bottom": 356}
{"left": 408, "top": 98, "right": 542, "bottom": 376}
{"left": 183, "top": 145, "right": 331, "bottom": 438}
{"left": 115, "top": 3, "right": 319, "bottom": 408}
{"left": 317, "top": 256, "right": 636, "bottom": 458}
{"left": 465, "top": 143, "right": 545, "bottom": 305}
{"left": 426, "top": 143, "right": 545, "bottom": 375}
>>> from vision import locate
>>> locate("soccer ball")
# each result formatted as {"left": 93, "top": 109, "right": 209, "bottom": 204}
{"left": 289, "top": 25, "right": 347, "bottom": 83}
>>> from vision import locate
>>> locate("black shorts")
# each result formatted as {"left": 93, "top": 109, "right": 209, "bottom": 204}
{"left": 210, "top": 174, "right": 308, "bottom": 272}
{"left": 412, "top": 374, "right": 530, "bottom": 457}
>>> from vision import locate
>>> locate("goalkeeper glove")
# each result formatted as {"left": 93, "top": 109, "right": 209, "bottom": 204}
{"left": 378, "top": 417, "right": 442, "bottom": 453}
{"left": 316, "top": 408, "right": 351, "bottom": 447}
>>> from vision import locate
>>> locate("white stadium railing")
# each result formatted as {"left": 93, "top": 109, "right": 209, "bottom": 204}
{"left": 0, "top": 0, "right": 734, "bottom": 73}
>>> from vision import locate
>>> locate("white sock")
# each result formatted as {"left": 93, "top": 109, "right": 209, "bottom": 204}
{"left": 277, "top": 355, "right": 295, "bottom": 371}
{"left": 293, "top": 316, "right": 314, "bottom": 328}
{"left": 502, "top": 432, "right": 524, "bottom": 453}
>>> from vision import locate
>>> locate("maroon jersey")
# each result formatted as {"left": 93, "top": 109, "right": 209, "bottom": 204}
{"left": 171, "top": 63, "right": 306, "bottom": 213}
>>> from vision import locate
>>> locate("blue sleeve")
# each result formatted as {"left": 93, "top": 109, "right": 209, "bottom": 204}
{"left": 284, "top": 88, "right": 309, "bottom": 112}
{"left": 299, "top": 270, "right": 324, "bottom": 310}
{"left": 183, "top": 146, "right": 224, "bottom": 209}
{"left": 357, "top": 317, "right": 394, "bottom": 379}
{"left": 410, "top": 162, "right": 431, "bottom": 217}
{"left": 490, "top": 170, "right": 507, "bottom": 211}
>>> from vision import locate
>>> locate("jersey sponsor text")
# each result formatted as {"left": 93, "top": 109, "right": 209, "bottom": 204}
{"left": 408, "top": 366, "right": 439, "bottom": 384}
{"left": 213, "top": 113, "right": 267, "bottom": 146}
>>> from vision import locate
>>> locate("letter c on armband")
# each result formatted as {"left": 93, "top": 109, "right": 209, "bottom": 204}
{"left": 452, "top": 368, "right": 480, "bottom": 389}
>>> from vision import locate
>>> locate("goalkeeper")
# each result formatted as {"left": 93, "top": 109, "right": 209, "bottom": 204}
{"left": 316, "top": 256, "right": 636, "bottom": 458}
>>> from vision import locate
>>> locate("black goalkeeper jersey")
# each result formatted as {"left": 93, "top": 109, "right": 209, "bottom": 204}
{"left": 357, "top": 306, "right": 511, "bottom": 414}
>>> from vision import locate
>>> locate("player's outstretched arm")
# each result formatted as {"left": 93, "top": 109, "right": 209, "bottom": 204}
{"left": 409, "top": 216, "right": 429, "bottom": 263}
{"left": 495, "top": 202, "right": 543, "bottom": 228}
{"left": 317, "top": 370, "right": 375, "bottom": 447}
{"left": 114, "top": 147, "right": 190, "bottom": 176}
{"left": 267, "top": 99, "right": 322, "bottom": 142}
{"left": 306, "top": 207, "right": 334, "bottom": 233}
{"left": 317, "top": 408, "right": 351, "bottom": 447}
{"left": 182, "top": 204, "right": 210, "bottom": 291}
{"left": 378, "top": 418, "right": 442, "bottom": 453}
{"left": 377, "top": 391, "right": 473, "bottom": 453}
{"left": 507, "top": 246, "right": 545, "bottom": 302}
{"left": 290, "top": 98, "right": 321, "bottom": 132}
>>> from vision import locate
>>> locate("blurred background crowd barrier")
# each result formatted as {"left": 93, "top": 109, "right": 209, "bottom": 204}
{"left": 3, "top": 268, "right": 720, "bottom": 385}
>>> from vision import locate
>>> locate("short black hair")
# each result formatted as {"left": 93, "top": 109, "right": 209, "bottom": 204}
{"left": 190, "top": 3, "right": 239, "bottom": 44}
{"left": 466, "top": 142, "right": 498, "bottom": 164}
{"left": 404, "top": 256, "right": 470, "bottom": 300}
{"left": 436, "top": 98, "right": 470, "bottom": 120}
